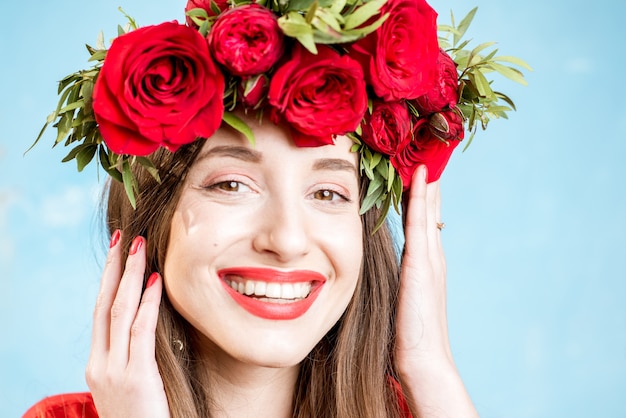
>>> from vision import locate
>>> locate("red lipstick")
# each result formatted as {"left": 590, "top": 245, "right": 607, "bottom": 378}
{"left": 217, "top": 267, "right": 326, "bottom": 320}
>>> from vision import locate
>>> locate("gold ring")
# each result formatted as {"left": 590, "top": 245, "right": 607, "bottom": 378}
{"left": 436, "top": 222, "right": 445, "bottom": 230}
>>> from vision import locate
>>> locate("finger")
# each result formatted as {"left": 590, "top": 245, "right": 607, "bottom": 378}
{"left": 128, "top": 272, "right": 162, "bottom": 371}
{"left": 433, "top": 183, "right": 446, "bottom": 274}
{"left": 403, "top": 165, "right": 429, "bottom": 267}
{"left": 426, "top": 181, "right": 445, "bottom": 273}
{"left": 90, "top": 230, "right": 123, "bottom": 359}
{"left": 108, "top": 236, "right": 147, "bottom": 367}
{"left": 426, "top": 180, "right": 440, "bottom": 241}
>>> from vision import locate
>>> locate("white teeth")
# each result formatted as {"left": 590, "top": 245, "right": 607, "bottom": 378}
{"left": 266, "top": 282, "right": 281, "bottom": 298}
{"left": 226, "top": 278, "right": 312, "bottom": 300}
{"left": 281, "top": 283, "right": 294, "bottom": 299}
{"left": 254, "top": 281, "right": 267, "bottom": 296}
{"left": 244, "top": 280, "right": 255, "bottom": 295}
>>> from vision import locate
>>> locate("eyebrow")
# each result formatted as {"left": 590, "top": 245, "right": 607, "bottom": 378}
{"left": 312, "top": 158, "right": 358, "bottom": 177}
{"left": 196, "top": 145, "right": 262, "bottom": 163}
{"left": 195, "top": 145, "right": 357, "bottom": 176}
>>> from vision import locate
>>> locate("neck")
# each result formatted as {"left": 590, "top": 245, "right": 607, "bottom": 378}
{"left": 195, "top": 339, "right": 300, "bottom": 418}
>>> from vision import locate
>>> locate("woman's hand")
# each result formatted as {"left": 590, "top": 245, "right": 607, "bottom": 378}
{"left": 85, "top": 232, "right": 170, "bottom": 418}
{"left": 395, "top": 165, "right": 478, "bottom": 417}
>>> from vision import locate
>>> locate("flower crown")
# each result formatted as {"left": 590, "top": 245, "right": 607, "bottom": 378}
{"left": 34, "top": 0, "right": 529, "bottom": 231}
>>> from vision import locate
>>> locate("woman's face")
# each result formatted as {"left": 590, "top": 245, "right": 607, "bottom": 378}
{"left": 164, "top": 119, "right": 363, "bottom": 368}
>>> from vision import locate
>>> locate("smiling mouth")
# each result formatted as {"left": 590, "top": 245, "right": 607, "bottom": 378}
{"left": 217, "top": 267, "right": 326, "bottom": 320}
{"left": 225, "top": 277, "right": 313, "bottom": 303}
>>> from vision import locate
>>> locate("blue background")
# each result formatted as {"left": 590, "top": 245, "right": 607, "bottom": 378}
{"left": 1, "top": 0, "right": 625, "bottom": 416}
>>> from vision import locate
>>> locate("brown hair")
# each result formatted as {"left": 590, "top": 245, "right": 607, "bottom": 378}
{"left": 105, "top": 138, "right": 404, "bottom": 417}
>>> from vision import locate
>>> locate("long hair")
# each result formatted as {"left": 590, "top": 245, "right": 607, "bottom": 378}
{"left": 105, "top": 138, "right": 404, "bottom": 417}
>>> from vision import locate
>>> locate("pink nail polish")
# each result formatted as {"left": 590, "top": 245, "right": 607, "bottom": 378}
{"left": 146, "top": 272, "right": 159, "bottom": 288}
{"left": 129, "top": 236, "right": 144, "bottom": 255}
{"left": 109, "top": 230, "right": 121, "bottom": 248}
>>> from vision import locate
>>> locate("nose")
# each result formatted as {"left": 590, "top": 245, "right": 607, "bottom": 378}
{"left": 252, "top": 196, "right": 311, "bottom": 262}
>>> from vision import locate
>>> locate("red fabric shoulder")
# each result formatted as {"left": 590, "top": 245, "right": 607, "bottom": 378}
{"left": 389, "top": 377, "right": 414, "bottom": 418}
{"left": 23, "top": 393, "right": 98, "bottom": 418}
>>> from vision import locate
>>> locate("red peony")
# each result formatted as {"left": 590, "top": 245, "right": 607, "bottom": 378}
{"left": 414, "top": 49, "right": 460, "bottom": 114}
{"left": 238, "top": 74, "right": 269, "bottom": 109}
{"left": 391, "top": 117, "right": 461, "bottom": 188}
{"left": 268, "top": 44, "right": 368, "bottom": 147}
{"left": 92, "top": 22, "right": 225, "bottom": 156}
{"left": 361, "top": 100, "right": 411, "bottom": 156}
{"left": 427, "top": 108, "right": 465, "bottom": 141}
{"left": 349, "top": 0, "right": 439, "bottom": 101}
{"left": 185, "top": 0, "right": 229, "bottom": 27}
{"left": 208, "top": 4, "right": 284, "bottom": 77}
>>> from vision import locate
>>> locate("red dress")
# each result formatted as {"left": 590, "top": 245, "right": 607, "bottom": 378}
{"left": 23, "top": 393, "right": 98, "bottom": 418}
{"left": 24, "top": 388, "right": 412, "bottom": 417}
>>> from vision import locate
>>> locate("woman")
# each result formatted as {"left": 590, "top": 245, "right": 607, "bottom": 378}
{"left": 25, "top": 0, "right": 525, "bottom": 416}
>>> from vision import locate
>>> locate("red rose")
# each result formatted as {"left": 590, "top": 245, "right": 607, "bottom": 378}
{"left": 208, "top": 5, "right": 284, "bottom": 77}
{"left": 414, "top": 49, "right": 459, "bottom": 114}
{"left": 268, "top": 44, "right": 368, "bottom": 147}
{"left": 349, "top": 0, "right": 439, "bottom": 101}
{"left": 428, "top": 108, "right": 465, "bottom": 141}
{"left": 361, "top": 100, "right": 411, "bottom": 156}
{"left": 185, "top": 0, "right": 229, "bottom": 27}
{"left": 238, "top": 74, "right": 269, "bottom": 109}
{"left": 93, "top": 22, "right": 225, "bottom": 156}
{"left": 391, "top": 117, "right": 461, "bottom": 189}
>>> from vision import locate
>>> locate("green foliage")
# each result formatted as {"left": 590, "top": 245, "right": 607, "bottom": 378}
{"left": 277, "top": 0, "right": 388, "bottom": 53}
{"left": 29, "top": 25, "right": 155, "bottom": 208}
{"left": 438, "top": 7, "right": 532, "bottom": 150}
{"left": 350, "top": 134, "right": 402, "bottom": 234}
{"left": 31, "top": 3, "right": 529, "bottom": 221}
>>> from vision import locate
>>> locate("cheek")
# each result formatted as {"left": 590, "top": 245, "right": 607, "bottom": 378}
{"left": 327, "top": 215, "right": 364, "bottom": 283}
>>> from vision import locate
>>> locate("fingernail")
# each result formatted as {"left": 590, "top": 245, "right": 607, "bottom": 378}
{"left": 146, "top": 272, "right": 159, "bottom": 288}
{"left": 109, "top": 230, "right": 121, "bottom": 248}
{"left": 129, "top": 236, "right": 144, "bottom": 255}
{"left": 422, "top": 165, "right": 429, "bottom": 182}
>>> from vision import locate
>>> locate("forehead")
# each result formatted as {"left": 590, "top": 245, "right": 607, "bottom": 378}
{"left": 197, "top": 119, "right": 358, "bottom": 164}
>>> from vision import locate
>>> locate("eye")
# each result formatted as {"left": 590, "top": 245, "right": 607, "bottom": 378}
{"left": 205, "top": 180, "right": 251, "bottom": 193}
{"left": 313, "top": 189, "right": 349, "bottom": 202}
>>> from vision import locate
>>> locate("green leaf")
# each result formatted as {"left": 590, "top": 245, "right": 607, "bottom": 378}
{"left": 344, "top": 0, "right": 386, "bottom": 30}
{"left": 76, "top": 144, "right": 97, "bottom": 172}
{"left": 88, "top": 49, "right": 107, "bottom": 62}
{"left": 304, "top": 1, "right": 319, "bottom": 25}
{"left": 58, "top": 99, "right": 85, "bottom": 114}
{"left": 366, "top": 176, "right": 384, "bottom": 197}
{"left": 454, "top": 7, "right": 477, "bottom": 46}
{"left": 99, "top": 146, "right": 123, "bottom": 183}
{"left": 387, "top": 162, "right": 395, "bottom": 193}
{"left": 118, "top": 7, "right": 138, "bottom": 30}
{"left": 26, "top": 112, "right": 56, "bottom": 154}
{"left": 55, "top": 112, "right": 74, "bottom": 145}
{"left": 487, "top": 62, "right": 528, "bottom": 86}
{"left": 360, "top": 184, "right": 384, "bottom": 215}
{"left": 122, "top": 158, "right": 138, "bottom": 209}
{"left": 371, "top": 192, "right": 392, "bottom": 234}
{"left": 469, "top": 70, "right": 494, "bottom": 98}
{"left": 462, "top": 130, "right": 476, "bottom": 152}
{"left": 136, "top": 156, "right": 161, "bottom": 182}
{"left": 62, "top": 143, "right": 90, "bottom": 162}
{"left": 329, "top": 0, "right": 346, "bottom": 14}
{"left": 297, "top": 33, "right": 318, "bottom": 54}
{"left": 493, "top": 55, "right": 534, "bottom": 71}
{"left": 222, "top": 111, "right": 255, "bottom": 145}
{"left": 57, "top": 73, "right": 80, "bottom": 95}
{"left": 313, "top": 8, "right": 343, "bottom": 33}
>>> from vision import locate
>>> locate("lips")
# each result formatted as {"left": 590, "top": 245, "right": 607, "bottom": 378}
{"left": 217, "top": 267, "right": 326, "bottom": 320}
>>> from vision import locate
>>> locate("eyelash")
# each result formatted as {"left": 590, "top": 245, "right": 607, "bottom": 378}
{"left": 203, "top": 180, "right": 351, "bottom": 203}
{"left": 203, "top": 180, "right": 251, "bottom": 193}
{"left": 312, "top": 188, "right": 351, "bottom": 203}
